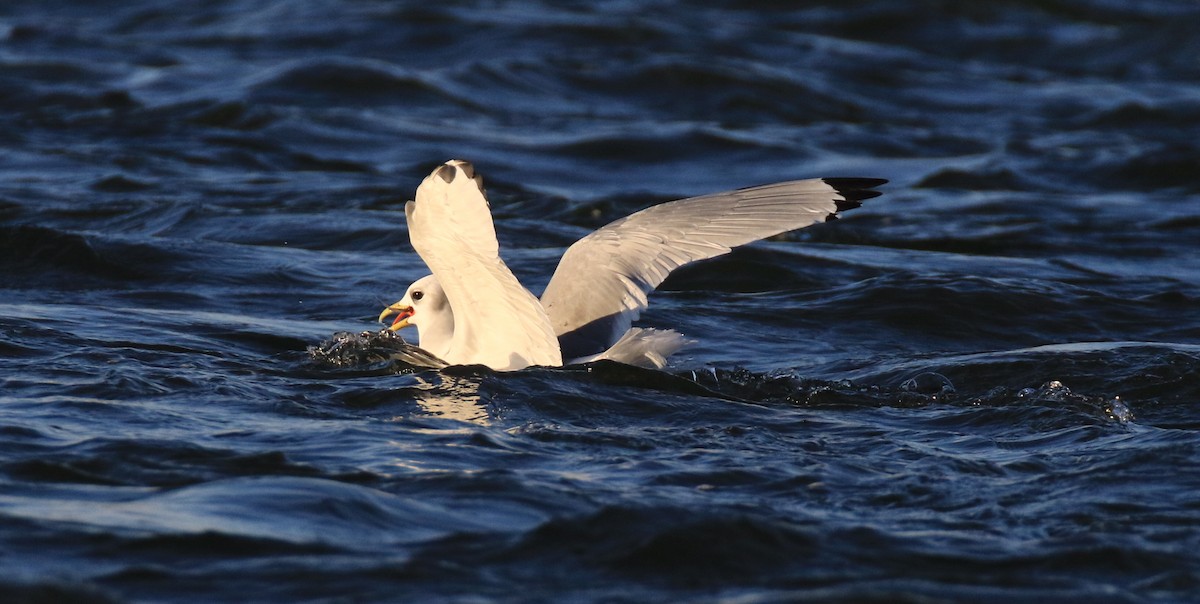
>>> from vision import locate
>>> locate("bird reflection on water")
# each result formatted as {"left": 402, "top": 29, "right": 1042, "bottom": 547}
{"left": 308, "top": 330, "right": 492, "bottom": 423}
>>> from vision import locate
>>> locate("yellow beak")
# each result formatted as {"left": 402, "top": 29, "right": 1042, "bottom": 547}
{"left": 378, "top": 303, "right": 414, "bottom": 332}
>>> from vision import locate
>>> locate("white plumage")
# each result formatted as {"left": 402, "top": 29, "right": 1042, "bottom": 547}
{"left": 379, "top": 160, "right": 885, "bottom": 371}
{"left": 400, "top": 160, "right": 561, "bottom": 370}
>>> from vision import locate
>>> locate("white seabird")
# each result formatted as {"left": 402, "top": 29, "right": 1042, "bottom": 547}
{"left": 379, "top": 160, "right": 885, "bottom": 371}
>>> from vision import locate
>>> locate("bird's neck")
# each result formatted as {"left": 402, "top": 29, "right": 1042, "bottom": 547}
{"left": 416, "top": 307, "right": 455, "bottom": 361}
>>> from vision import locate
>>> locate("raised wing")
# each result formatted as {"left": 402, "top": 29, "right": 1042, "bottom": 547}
{"left": 540, "top": 177, "right": 885, "bottom": 359}
{"left": 406, "top": 160, "right": 561, "bottom": 369}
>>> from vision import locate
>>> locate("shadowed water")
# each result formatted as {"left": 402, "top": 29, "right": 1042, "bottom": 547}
{"left": 2, "top": 1, "right": 1199, "bottom": 602}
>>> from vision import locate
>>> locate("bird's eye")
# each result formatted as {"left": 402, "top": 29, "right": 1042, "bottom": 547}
{"left": 412, "top": 290, "right": 424, "bottom": 301}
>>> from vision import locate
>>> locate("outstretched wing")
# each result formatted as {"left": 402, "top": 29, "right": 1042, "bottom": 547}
{"left": 407, "top": 160, "right": 561, "bottom": 369}
{"left": 540, "top": 177, "right": 885, "bottom": 359}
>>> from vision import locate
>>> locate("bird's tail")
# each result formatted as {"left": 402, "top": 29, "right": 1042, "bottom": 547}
{"left": 570, "top": 328, "right": 689, "bottom": 369}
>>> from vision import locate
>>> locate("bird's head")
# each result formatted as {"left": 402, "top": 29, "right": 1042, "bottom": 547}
{"left": 378, "top": 274, "right": 449, "bottom": 334}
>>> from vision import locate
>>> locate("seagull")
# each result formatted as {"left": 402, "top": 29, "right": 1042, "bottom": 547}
{"left": 379, "top": 160, "right": 885, "bottom": 371}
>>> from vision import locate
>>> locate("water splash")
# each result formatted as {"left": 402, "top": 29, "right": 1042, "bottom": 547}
{"left": 990, "top": 380, "right": 1135, "bottom": 423}
{"left": 306, "top": 330, "right": 446, "bottom": 371}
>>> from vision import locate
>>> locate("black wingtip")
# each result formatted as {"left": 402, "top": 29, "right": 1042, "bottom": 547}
{"left": 436, "top": 160, "right": 483, "bottom": 191}
{"left": 456, "top": 160, "right": 476, "bottom": 179}
{"left": 435, "top": 164, "right": 456, "bottom": 184}
{"left": 824, "top": 177, "right": 888, "bottom": 189}
{"left": 822, "top": 177, "right": 887, "bottom": 214}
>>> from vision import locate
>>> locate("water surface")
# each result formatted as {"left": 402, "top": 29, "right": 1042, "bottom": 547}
{"left": 2, "top": 1, "right": 1199, "bottom": 602}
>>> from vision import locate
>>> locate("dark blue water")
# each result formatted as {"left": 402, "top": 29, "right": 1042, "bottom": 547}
{"left": 3, "top": 1, "right": 1200, "bottom": 602}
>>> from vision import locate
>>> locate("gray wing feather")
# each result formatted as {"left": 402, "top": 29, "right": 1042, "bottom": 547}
{"left": 541, "top": 177, "right": 884, "bottom": 359}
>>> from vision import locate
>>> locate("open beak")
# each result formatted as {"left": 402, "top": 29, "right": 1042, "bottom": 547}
{"left": 378, "top": 303, "right": 414, "bottom": 332}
